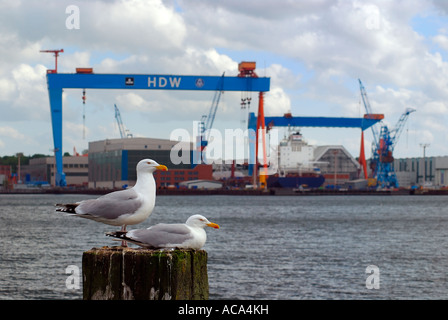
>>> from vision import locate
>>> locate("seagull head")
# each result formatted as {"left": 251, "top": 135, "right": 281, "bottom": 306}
{"left": 137, "top": 159, "right": 168, "bottom": 173}
{"left": 186, "top": 214, "right": 220, "bottom": 229}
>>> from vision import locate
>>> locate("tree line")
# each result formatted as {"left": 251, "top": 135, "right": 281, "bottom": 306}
{"left": 0, "top": 154, "right": 50, "bottom": 173}
{"left": 0, "top": 152, "right": 87, "bottom": 173}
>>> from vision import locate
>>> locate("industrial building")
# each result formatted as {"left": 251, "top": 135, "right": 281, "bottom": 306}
{"left": 21, "top": 156, "right": 88, "bottom": 187}
{"left": 313, "top": 145, "right": 361, "bottom": 187}
{"left": 393, "top": 156, "right": 448, "bottom": 188}
{"left": 0, "top": 165, "right": 12, "bottom": 188}
{"left": 87, "top": 137, "right": 213, "bottom": 189}
{"left": 19, "top": 137, "right": 213, "bottom": 189}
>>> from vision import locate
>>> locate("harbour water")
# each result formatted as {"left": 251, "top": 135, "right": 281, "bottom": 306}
{"left": 0, "top": 194, "right": 447, "bottom": 300}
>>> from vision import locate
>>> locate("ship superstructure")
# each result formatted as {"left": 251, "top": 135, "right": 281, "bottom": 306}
{"left": 268, "top": 130, "right": 325, "bottom": 189}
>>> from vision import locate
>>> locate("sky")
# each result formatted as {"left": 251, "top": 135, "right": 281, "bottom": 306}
{"left": 0, "top": 0, "right": 448, "bottom": 161}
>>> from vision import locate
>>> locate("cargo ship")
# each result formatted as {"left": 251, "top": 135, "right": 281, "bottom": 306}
{"left": 267, "top": 131, "right": 325, "bottom": 189}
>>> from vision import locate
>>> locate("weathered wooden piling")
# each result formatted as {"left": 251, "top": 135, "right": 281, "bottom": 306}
{"left": 82, "top": 246, "right": 209, "bottom": 300}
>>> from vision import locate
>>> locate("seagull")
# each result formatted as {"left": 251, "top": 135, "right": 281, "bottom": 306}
{"left": 56, "top": 159, "right": 167, "bottom": 245}
{"left": 106, "top": 214, "right": 220, "bottom": 250}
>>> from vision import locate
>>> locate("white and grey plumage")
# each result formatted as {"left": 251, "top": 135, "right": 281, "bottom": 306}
{"left": 56, "top": 159, "right": 167, "bottom": 233}
{"left": 106, "top": 214, "right": 220, "bottom": 250}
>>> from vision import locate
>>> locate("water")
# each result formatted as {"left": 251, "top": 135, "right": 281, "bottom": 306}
{"left": 1, "top": 194, "right": 448, "bottom": 300}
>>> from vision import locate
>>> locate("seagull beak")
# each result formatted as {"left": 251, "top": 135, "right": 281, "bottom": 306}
{"left": 207, "top": 222, "right": 220, "bottom": 229}
{"left": 156, "top": 165, "right": 168, "bottom": 171}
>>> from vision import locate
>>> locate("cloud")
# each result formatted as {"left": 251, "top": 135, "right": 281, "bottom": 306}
{"left": 116, "top": 92, "right": 150, "bottom": 111}
{"left": 432, "top": 0, "right": 448, "bottom": 14}
{"left": 0, "top": 63, "right": 48, "bottom": 121}
{"left": 0, "top": 0, "right": 447, "bottom": 159}
{"left": 0, "top": 126, "right": 27, "bottom": 140}
{"left": 0, "top": 77, "right": 17, "bottom": 101}
{"left": 264, "top": 87, "right": 291, "bottom": 116}
{"left": 433, "top": 34, "right": 448, "bottom": 51}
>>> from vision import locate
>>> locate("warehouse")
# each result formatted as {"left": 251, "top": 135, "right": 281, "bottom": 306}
{"left": 88, "top": 137, "right": 213, "bottom": 189}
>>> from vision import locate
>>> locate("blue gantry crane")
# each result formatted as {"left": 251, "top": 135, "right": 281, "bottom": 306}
{"left": 358, "top": 79, "right": 415, "bottom": 188}
{"left": 247, "top": 112, "right": 384, "bottom": 177}
{"left": 44, "top": 57, "right": 270, "bottom": 186}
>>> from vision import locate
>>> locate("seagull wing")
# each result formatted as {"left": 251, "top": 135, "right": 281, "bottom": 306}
{"left": 75, "top": 188, "right": 143, "bottom": 220}
{"left": 127, "top": 223, "right": 193, "bottom": 248}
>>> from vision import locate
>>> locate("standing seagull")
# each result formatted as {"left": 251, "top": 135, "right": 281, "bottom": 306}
{"left": 56, "top": 159, "right": 167, "bottom": 245}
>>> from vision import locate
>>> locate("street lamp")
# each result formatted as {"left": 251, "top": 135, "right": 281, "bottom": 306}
{"left": 16, "top": 152, "right": 24, "bottom": 184}
{"left": 420, "top": 143, "right": 430, "bottom": 185}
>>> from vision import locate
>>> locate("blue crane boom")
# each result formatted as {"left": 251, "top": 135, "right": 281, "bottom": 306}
{"left": 389, "top": 108, "right": 416, "bottom": 150}
{"left": 203, "top": 73, "right": 225, "bottom": 144}
{"left": 359, "top": 79, "right": 380, "bottom": 149}
{"left": 197, "top": 73, "right": 225, "bottom": 163}
{"left": 114, "top": 104, "right": 133, "bottom": 139}
{"left": 359, "top": 79, "right": 382, "bottom": 180}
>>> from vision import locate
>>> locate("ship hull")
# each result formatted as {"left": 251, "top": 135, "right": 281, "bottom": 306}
{"left": 267, "top": 175, "right": 325, "bottom": 189}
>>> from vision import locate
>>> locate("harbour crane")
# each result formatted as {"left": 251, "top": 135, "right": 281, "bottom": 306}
{"left": 358, "top": 79, "right": 415, "bottom": 188}
{"left": 359, "top": 79, "right": 381, "bottom": 151}
{"left": 359, "top": 79, "right": 381, "bottom": 180}
{"left": 114, "top": 104, "right": 133, "bottom": 138}
{"left": 376, "top": 107, "right": 415, "bottom": 188}
{"left": 197, "top": 73, "right": 225, "bottom": 163}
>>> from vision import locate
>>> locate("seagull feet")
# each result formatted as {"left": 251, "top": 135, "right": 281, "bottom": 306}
{"left": 120, "top": 225, "right": 128, "bottom": 247}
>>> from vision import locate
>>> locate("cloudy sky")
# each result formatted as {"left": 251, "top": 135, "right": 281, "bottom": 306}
{"left": 0, "top": 0, "right": 447, "bottom": 161}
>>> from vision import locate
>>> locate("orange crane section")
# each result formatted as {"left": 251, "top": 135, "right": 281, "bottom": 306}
{"left": 238, "top": 61, "right": 267, "bottom": 189}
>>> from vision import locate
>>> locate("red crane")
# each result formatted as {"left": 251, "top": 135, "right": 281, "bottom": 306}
{"left": 40, "top": 49, "right": 64, "bottom": 73}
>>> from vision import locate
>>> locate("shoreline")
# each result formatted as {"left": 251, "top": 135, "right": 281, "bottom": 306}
{"left": 1, "top": 187, "right": 446, "bottom": 196}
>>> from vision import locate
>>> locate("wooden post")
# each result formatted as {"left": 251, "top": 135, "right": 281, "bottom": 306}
{"left": 82, "top": 247, "right": 209, "bottom": 300}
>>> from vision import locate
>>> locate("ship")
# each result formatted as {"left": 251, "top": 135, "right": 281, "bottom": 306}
{"left": 267, "top": 130, "right": 325, "bottom": 189}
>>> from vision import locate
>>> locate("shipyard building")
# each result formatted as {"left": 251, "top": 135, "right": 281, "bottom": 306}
{"left": 20, "top": 137, "right": 213, "bottom": 188}
{"left": 313, "top": 145, "right": 361, "bottom": 187}
{"left": 87, "top": 138, "right": 212, "bottom": 189}
{"left": 21, "top": 156, "right": 88, "bottom": 187}
{"left": 393, "top": 156, "right": 448, "bottom": 187}
{"left": 18, "top": 134, "right": 448, "bottom": 190}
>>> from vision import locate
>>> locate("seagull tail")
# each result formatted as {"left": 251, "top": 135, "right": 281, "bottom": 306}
{"left": 55, "top": 203, "right": 78, "bottom": 214}
{"left": 105, "top": 231, "right": 148, "bottom": 247}
{"left": 105, "top": 231, "right": 128, "bottom": 240}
